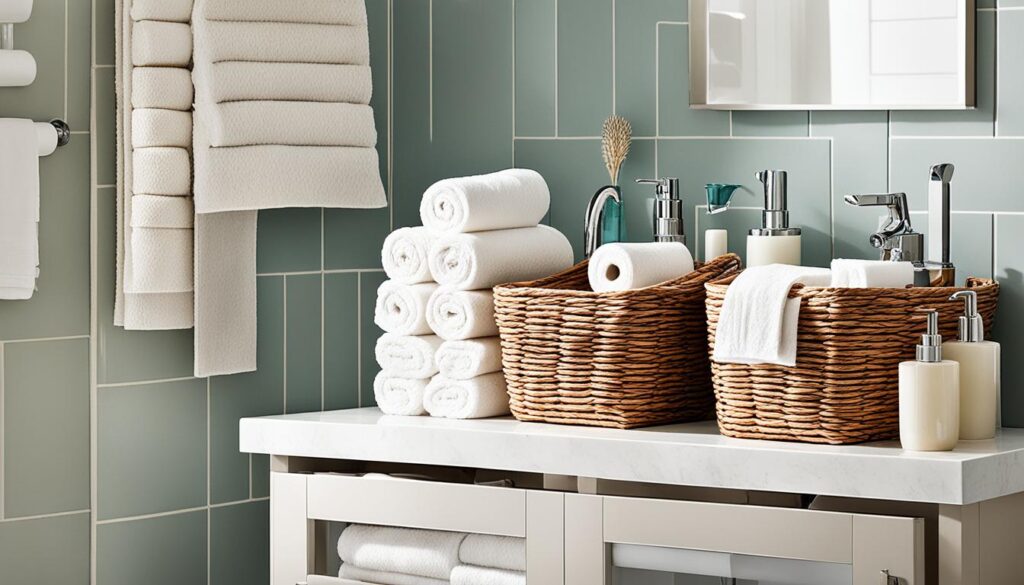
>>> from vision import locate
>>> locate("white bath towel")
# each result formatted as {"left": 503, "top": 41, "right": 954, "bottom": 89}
{"left": 127, "top": 196, "right": 194, "bottom": 294}
{"left": 131, "top": 21, "right": 192, "bottom": 67}
{"left": 436, "top": 338, "right": 504, "bottom": 381}
{"left": 588, "top": 242, "right": 695, "bottom": 292}
{"left": 426, "top": 288, "right": 498, "bottom": 341}
{"left": 382, "top": 227, "right": 436, "bottom": 285}
{"left": 374, "top": 281, "right": 438, "bottom": 336}
{"left": 424, "top": 373, "right": 511, "bottom": 420}
{"left": 130, "top": 195, "right": 194, "bottom": 229}
{"left": 459, "top": 534, "right": 526, "bottom": 572}
{"left": 204, "top": 0, "right": 367, "bottom": 25}
{"left": 420, "top": 169, "right": 550, "bottom": 234}
{"left": 131, "top": 109, "right": 193, "bottom": 149}
{"left": 373, "top": 373, "right": 429, "bottom": 416}
{"left": 131, "top": 68, "right": 194, "bottom": 111}
{"left": 712, "top": 265, "right": 832, "bottom": 367}
{"left": 131, "top": 0, "right": 193, "bottom": 22}
{"left": 193, "top": 20, "right": 369, "bottom": 65}
{"left": 375, "top": 333, "right": 443, "bottom": 378}
{"left": 451, "top": 565, "right": 526, "bottom": 585}
{"left": 202, "top": 62, "right": 372, "bottom": 105}
{"left": 830, "top": 259, "right": 915, "bottom": 289}
{"left": 429, "top": 226, "right": 574, "bottom": 291}
{"left": 338, "top": 565, "right": 447, "bottom": 585}
{"left": 204, "top": 101, "right": 377, "bottom": 148}
{"left": 131, "top": 148, "right": 191, "bottom": 196}
{"left": 0, "top": 119, "right": 40, "bottom": 300}
{"left": 337, "top": 525, "right": 466, "bottom": 581}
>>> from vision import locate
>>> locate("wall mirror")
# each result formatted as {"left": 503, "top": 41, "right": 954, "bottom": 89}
{"left": 689, "top": 0, "right": 976, "bottom": 110}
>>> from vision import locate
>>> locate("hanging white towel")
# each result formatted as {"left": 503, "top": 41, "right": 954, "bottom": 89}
{"left": 373, "top": 373, "right": 429, "bottom": 416}
{"left": 203, "top": 0, "right": 367, "bottom": 25}
{"left": 424, "top": 373, "right": 511, "bottom": 420}
{"left": 451, "top": 565, "right": 526, "bottom": 585}
{"left": 459, "top": 534, "right": 526, "bottom": 573}
{"left": 131, "top": 148, "right": 191, "bottom": 196}
{"left": 131, "top": 0, "right": 193, "bottom": 23}
{"left": 204, "top": 101, "right": 377, "bottom": 148}
{"left": 429, "top": 226, "right": 573, "bottom": 291}
{"left": 426, "top": 288, "right": 498, "bottom": 341}
{"left": 338, "top": 565, "right": 447, "bottom": 585}
{"left": 436, "top": 338, "right": 504, "bottom": 380}
{"left": 374, "top": 281, "right": 438, "bottom": 337}
{"left": 202, "top": 62, "right": 372, "bottom": 105}
{"left": 420, "top": 169, "right": 550, "bottom": 234}
{"left": 337, "top": 525, "right": 466, "bottom": 581}
{"left": 131, "top": 109, "right": 193, "bottom": 149}
{"left": 0, "top": 119, "right": 41, "bottom": 300}
{"left": 382, "top": 227, "right": 436, "bottom": 285}
{"left": 193, "top": 20, "right": 369, "bottom": 65}
{"left": 131, "top": 21, "right": 192, "bottom": 67}
{"left": 375, "top": 333, "right": 443, "bottom": 379}
{"left": 132, "top": 68, "right": 194, "bottom": 111}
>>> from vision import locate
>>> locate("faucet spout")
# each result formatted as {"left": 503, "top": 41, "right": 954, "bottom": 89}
{"left": 584, "top": 186, "right": 621, "bottom": 258}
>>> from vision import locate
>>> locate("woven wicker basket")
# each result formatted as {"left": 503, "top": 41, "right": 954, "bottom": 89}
{"left": 493, "top": 253, "right": 742, "bottom": 429}
{"left": 705, "top": 276, "right": 999, "bottom": 445}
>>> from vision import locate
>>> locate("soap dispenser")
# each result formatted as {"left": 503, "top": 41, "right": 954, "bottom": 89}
{"left": 747, "top": 170, "right": 802, "bottom": 267}
{"left": 943, "top": 291, "right": 1000, "bottom": 440}
{"left": 636, "top": 177, "right": 685, "bottom": 246}
{"left": 900, "top": 310, "right": 960, "bottom": 452}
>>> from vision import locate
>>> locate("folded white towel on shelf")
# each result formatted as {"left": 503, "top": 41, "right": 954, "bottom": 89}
{"left": 451, "top": 565, "right": 526, "bottom": 585}
{"left": 202, "top": 62, "right": 372, "bottom": 105}
{"left": 131, "top": 21, "right": 192, "bottom": 67}
{"left": 712, "top": 264, "right": 832, "bottom": 368}
{"left": 131, "top": 148, "right": 191, "bottom": 196}
{"left": 131, "top": 109, "right": 193, "bottom": 149}
{"left": 203, "top": 0, "right": 367, "bottom": 25}
{"left": 830, "top": 259, "right": 915, "bottom": 289}
{"left": 373, "top": 373, "right": 429, "bottom": 416}
{"left": 338, "top": 564, "right": 448, "bottom": 585}
{"left": 426, "top": 288, "right": 498, "bottom": 341}
{"left": 130, "top": 0, "right": 193, "bottom": 22}
{"left": 420, "top": 169, "right": 550, "bottom": 234}
{"left": 382, "top": 227, "right": 436, "bottom": 285}
{"left": 376, "top": 333, "right": 443, "bottom": 379}
{"left": 337, "top": 525, "right": 466, "bottom": 581}
{"left": 131, "top": 68, "right": 194, "bottom": 111}
{"left": 204, "top": 101, "right": 377, "bottom": 148}
{"left": 0, "top": 119, "right": 40, "bottom": 300}
{"left": 193, "top": 20, "right": 370, "bottom": 65}
{"left": 424, "top": 373, "right": 511, "bottom": 420}
{"left": 374, "top": 281, "right": 438, "bottom": 336}
{"left": 459, "top": 534, "right": 527, "bottom": 572}
{"left": 429, "top": 226, "right": 574, "bottom": 291}
{"left": 588, "top": 242, "right": 695, "bottom": 293}
{"left": 436, "top": 338, "right": 504, "bottom": 380}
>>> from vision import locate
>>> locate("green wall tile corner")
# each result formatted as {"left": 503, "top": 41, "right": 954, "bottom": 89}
{"left": 210, "top": 501, "right": 270, "bottom": 585}
{"left": 0, "top": 512, "right": 90, "bottom": 585}
{"left": 97, "top": 510, "right": 208, "bottom": 585}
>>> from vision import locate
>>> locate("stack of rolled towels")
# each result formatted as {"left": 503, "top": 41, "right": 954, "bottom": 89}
{"left": 374, "top": 168, "right": 574, "bottom": 419}
{"left": 337, "top": 524, "right": 527, "bottom": 585}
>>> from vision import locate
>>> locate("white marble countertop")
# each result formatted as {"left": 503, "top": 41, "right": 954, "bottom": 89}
{"left": 239, "top": 407, "right": 1024, "bottom": 505}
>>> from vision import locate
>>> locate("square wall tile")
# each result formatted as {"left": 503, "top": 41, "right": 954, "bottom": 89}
{"left": 324, "top": 273, "right": 361, "bottom": 411}
{"left": 286, "top": 274, "right": 323, "bottom": 414}
{"left": 3, "top": 339, "right": 90, "bottom": 518}
{"left": 210, "top": 501, "right": 270, "bottom": 585}
{"left": 657, "top": 22, "right": 731, "bottom": 137}
{"left": 97, "top": 378, "right": 207, "bottom": 520}
{"left": 558, "top": 0, "right": 613, "bottom": 136}
{"left": 97, "top": 510, "right": 208, "bottom": 585}
{"left": 994, "top": 215, "right": 1024, "bottom": 427}
{"left": 360, "top": 272, "right": 388, "bottom": 406}
{"left": 515, "top": 0, "right": 557, "bottom": 136}
{"left": 324, "top": 207, "right": 391, "bottom": 271}
{"left": 0, "top": 512, "right": 89, "bottom": 585}
{"left": 257, "top": 208, "right": 322, "bottom": 274}
{"left": 997, "top": 10, "right": 1024, "bottom": 136}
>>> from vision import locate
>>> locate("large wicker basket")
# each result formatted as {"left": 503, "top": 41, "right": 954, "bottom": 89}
{"left": 705, "top": 276, "right": 999, "bottom": 444}
{"left": 493, "top": 254, "right": 742, "bottom": 429}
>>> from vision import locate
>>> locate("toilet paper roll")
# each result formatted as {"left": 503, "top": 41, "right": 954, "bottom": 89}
{"left": 0, "top": 0, "right": 33, "bottom": 23}
{"left": 588, "top": 242, "right": 695, "bottom": 293}
{"left": 0, "top": 50, "right": 37, "bottom": 87}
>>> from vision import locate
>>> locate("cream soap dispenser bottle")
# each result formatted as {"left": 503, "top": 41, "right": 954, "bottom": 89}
{"left": 943, "top": 291, "right": 1001, "bottom": 440}
{"left": 900, "top": 310, "right": 960, "bottom": 452}
{"left": 747, "top": 170, "right": 802, "bottom": 266}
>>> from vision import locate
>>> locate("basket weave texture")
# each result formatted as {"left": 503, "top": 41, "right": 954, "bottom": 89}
{"left": 705, "top": 276, "right": 1000, "bottom": 445}
{"left": 493, "top": 254, "right": 742, "bottom": 429}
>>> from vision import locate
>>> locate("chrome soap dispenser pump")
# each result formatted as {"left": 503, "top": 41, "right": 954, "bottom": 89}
{"left": 636, "top": 177, "right": 685, "bottom": 246}
{"left": 747, "top": 170, "right": 802, "bottom": 267}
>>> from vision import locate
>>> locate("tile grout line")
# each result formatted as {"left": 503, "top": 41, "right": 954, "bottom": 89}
{"left": 0, "top": 508, "right": 91, "bottom": 524}
{"left": 97, "top": 376, "right": 197, "bottom": 389}
{"left": 3, "top": 334, "right": 91, "bottom": 345}
{"left": 991, "top": 214, "right": 998, "bottom": 280}
{"left": 283, "top": 278, "right": 289, "bottom": 415}
{"left": 89, "top": 0, "right": 100, "bottom": 579}
{"left": 357, "top": 273, "right": 363, "bottom": 408}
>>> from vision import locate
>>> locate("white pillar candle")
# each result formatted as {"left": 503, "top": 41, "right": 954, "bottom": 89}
{"left": 705, "top": 229, "right": 728, "bottom": 262}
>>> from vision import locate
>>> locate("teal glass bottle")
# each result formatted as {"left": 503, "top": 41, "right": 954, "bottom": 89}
{"left": 600, "top": 185, "right": 624, "bottom": 243}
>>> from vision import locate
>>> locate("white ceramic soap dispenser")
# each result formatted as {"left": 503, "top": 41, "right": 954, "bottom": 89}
{"left": 747, "top": 170, "right": 802, "bottom": 266}
{"left": 943, "top": 291, "right": 1001, "bottom": 440}
{"left": 900, "top": 310, "right": 960, "bottom": 452}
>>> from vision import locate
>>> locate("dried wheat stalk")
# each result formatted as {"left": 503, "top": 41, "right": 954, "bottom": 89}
{"left": 602, "top": 115, "right": 632, "bottom": 185}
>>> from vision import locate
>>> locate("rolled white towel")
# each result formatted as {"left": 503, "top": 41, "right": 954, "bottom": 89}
{"left": 373, "top": 373, "right": 429, "bottom": 416}
{"left": 132, "top": 68, "right": 194, "bottom": 111}
{"left": 337, "top": 525, "right": 466, "bottom": 581}
{"left": 830, "top": 259, "right": 915, "bottom": 288}
{"left": 375, "top": 333, "right": 443, "bottom": 378}
{"left": 429, "top": 226, "right": 574, "bottom": 291}
{"left": 459, "top": 534, "right": 527, "bottom": 572}
{"left": 451, "top": 565, "right": 526, "bottom": 585}
{"left": 426, "top": 288, "right": 498, "bottom": 340}
{"left": 203, "top": 0, "right": 368, "bottom": 25}
{"left": 131, "top": 148, "right": 191, "bottom": 196}
{"left": 382, "top": 227, "right": 436, "bottom": 285}
{"left": 420, "top": 169, "right": 550, "bottom": 234}
{"left": 131, "top": 21, "right": 192, "bottom": 67}
{"left": 588, "top": 242, "right": 695, "bottom": 293}
{"left": 132, "top": 109, "right": 193, "bottom": 149}
{"left": 339, "top": 564, "right": 447, "bottom": 585}
{"left": 374, "top": 281, "right": 438, "bottom": 336}
{"left": 424, "top": 373, "right": 511, "bottom": 420}
{"left": 436, "top": 338, "right": 503, "bottom": 380}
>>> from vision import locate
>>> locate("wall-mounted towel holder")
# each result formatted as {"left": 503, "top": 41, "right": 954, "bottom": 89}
{"left": 34, "top": 119, "right": 70, "bottom": 156}
{"left": 0, "top": 0, "right": 36, "bottom": 86}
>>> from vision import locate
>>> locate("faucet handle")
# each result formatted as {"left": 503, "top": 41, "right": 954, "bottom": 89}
{"left": 844, "top": 193, "right": 905, "bottom": 207}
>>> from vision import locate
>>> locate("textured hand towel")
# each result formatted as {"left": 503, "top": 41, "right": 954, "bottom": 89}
{"left": 204, "top": 0, "right": 367, "bottom": 25}
{"left": 131, "top": 109, "right": 193, "bottom": 149}
{"left": 424, "top": 373, "right": 511, "bottom": 420}
{"left": 0, "top": 119, "right": 40, "bottom": 300}
{"left": 131, "top": 21, "right": 192, "bottom": 67}
{"left": 203, "top": 62, "right": 372, "bottom": 105}
{"left": 337, "top": 525, "right": 466, "bottom": 581}
{"left": 459, "top": 534, "right": 526, "bottom": 572}
{"left": 451, "top": 565, "right": 526, "bottom": 585}
{"left": 429, "top": 226, "right": 574, "bottom": 291}
{"left": 338, "top": 565, "right": 447, "bottom": 585}
{"left": 588, "top": 242, "right": 695, "bottom": 292}
{"left": 420, "top": 169, "right": 550, "bottom": 234}
{"left": 436, "top": 338, "right": 503, "bottom": 381}
{"left": 131, "top": 0, "right": 193, "bottom": 22}
{"left": 375, "top": 333, "right": 443, "bottom": 378}
{"left": 131, "top": 148, "right": 191, "bottom": 196}
{"left": 426, "top": 288, "right": 498, "bottom": 341}
{"left": 127, "top": 196, "right": 194, "bottom": 294}
{"left": 132, "top": 68, "right": 194, "bottom": 111}
{"left": 193, "top": 20, "right": 369, "bottom": 65}
{"left": 373, "top": 373, "right": 429, "bottom": 416}
{"left": 712, "top": 265, "right": 832, "bottom": 367}
{"left": 830, "top": 259, "right": 915, "bottom": 289}
{"left": 382, "top": 227, "right": 436, "bottom": 285}
{"left": 130, "top": 195, "right": 194, "bottom": 228}
{"left": 374, "top": 281, "right": 437, "bottom": 336}
{"left": 205, "top": 101, "right": 377, "bottom": 148}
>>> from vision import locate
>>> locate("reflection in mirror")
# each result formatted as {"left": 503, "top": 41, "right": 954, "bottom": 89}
{"left": 691, "top": 0, "right": 975, "bottom": 110}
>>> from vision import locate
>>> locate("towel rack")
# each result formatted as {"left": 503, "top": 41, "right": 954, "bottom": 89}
{"left": 48, "top": 119, "right": 70, "bottom": 147}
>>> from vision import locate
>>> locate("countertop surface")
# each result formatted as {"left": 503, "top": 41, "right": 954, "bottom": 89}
{"left": 240, "top": 407, "right": 1024, "bottom": 505}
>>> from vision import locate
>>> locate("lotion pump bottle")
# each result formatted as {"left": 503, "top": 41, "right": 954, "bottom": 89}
{"left": 943, "top": 291, "right": 1000, "bottom": 439}
{"left": 747, "top": 170, "right": 802, "bottom": 267}
{"left": 900, "top": 310, "right": 960, "bottom": 452}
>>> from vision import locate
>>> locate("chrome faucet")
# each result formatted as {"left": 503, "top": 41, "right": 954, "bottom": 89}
{"left": 844, "top": 192, "right": 929, "bottom": 285}
{"left": 584, "top": 186, "right": 621, "bottom": 258}
{"left": 927, "top": 163, "right": 956, "bottom": 286}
